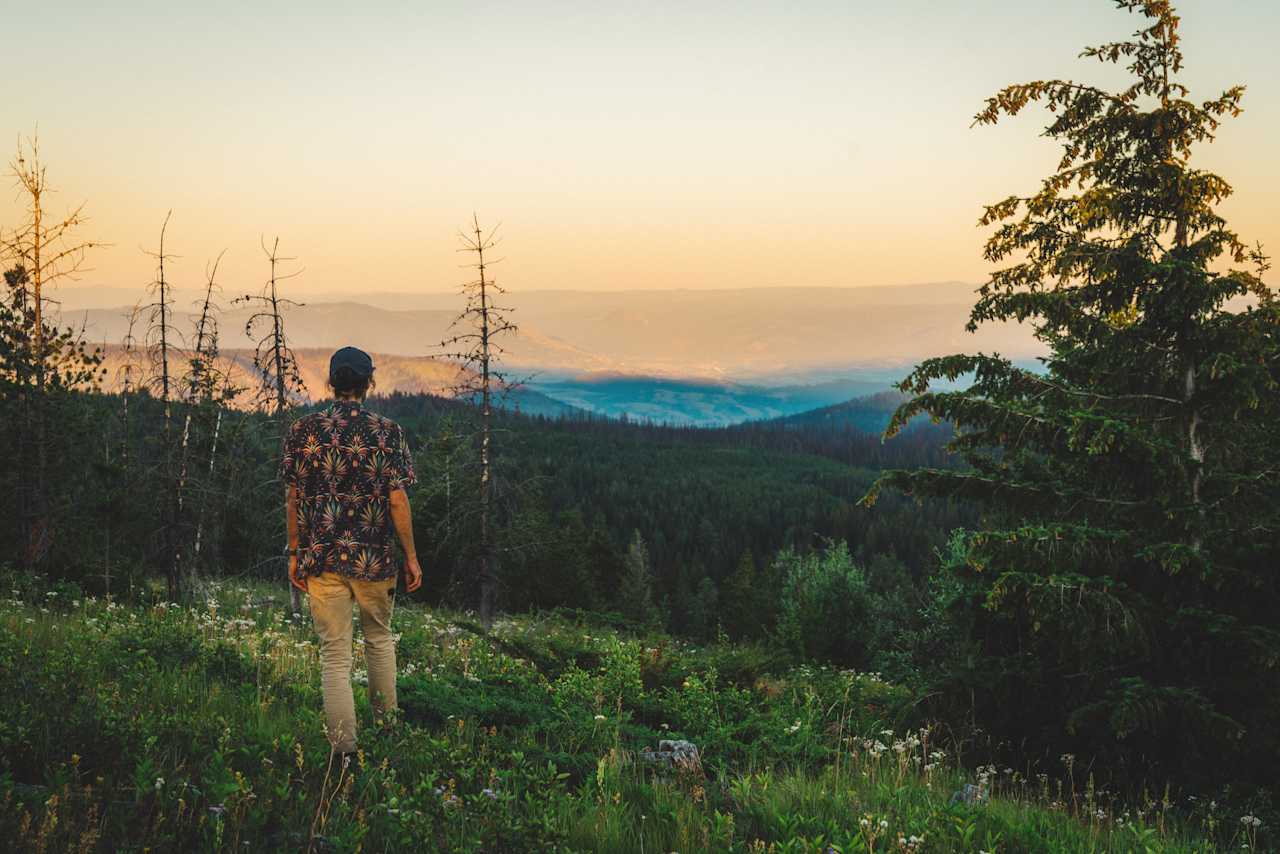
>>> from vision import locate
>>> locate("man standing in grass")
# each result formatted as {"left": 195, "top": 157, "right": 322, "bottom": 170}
{"left": 281, "top": 346, "right": 423, "bottom": 763}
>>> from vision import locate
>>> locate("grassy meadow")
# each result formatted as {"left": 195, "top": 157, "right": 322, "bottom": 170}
{"left": 0, "top": 571, "right": 1258, "bottom": 853}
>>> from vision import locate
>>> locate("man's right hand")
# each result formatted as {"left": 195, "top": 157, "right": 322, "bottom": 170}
{"left": 289, "top": 555, "right": 307, "bottom": 593}
{"left": 404, "top": 556, "right": 423, "bottom": 593}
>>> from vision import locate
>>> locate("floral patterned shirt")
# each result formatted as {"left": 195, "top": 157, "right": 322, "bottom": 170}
{"left": 280, "top": 400, "right": 417, "bottom": 581}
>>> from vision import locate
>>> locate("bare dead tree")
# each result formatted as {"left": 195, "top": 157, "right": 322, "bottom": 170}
{"left": 187, "top": 250, "right": 226, "bottom": 402}
{"left": 235, "top": 236, "right": 307, "bottom": 611}
{"left": 190, "top": 253, "right": 241, "bottom": 577}
{"left": 177, "top": 250, "right": 235, "bottom": 595}
{"left": 142, "top": 210, "right": 180, "bottom": 424}
{"left": 438, "top": 214, "right": 519, "bottom": 630}
{"left": 116, "top": 304, "right": 145, "bottom": 471}
{"left": 102, "top": 304, "right": 146, "bottom": 599}
{"left": 141, "top": 211, "right": 188, "bottom": 599}
{"left": 3, "top": 132, "right": 104, "bottom": 569}
{"left": 237, "top": 237, "right": 305, "bottom": 416}
{"left": 190, "top": 374, "right": 234, "bottom": 574}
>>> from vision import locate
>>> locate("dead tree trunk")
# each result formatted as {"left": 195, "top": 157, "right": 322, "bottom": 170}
{"left": 440, "top": 214, "right": 518, "bottom": 631}
{"left": 144, "top": 211, "right": 184, "bottom": 600}
{"left": 176, "top": 250, "right": 228, "bottom": 596}
{"left": 266, "top": 240, "right": 301, "bottom": 614}
{"left": 191, "top": 402, "right": 224, "bottom": 567}
{"left": 108, "top": 305, "right": 145, "bottom": 598}
{"left": 236, "top": 237, "right": 306, "bottom": 614}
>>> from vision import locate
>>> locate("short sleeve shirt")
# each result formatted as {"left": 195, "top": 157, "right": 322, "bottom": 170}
{"left": 280, "top": 400, "right": 416, "bottom": 581}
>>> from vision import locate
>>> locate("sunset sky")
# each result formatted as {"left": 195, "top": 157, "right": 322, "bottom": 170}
{"left": 4, "top": 0, "right": 1277, "bottom": 297}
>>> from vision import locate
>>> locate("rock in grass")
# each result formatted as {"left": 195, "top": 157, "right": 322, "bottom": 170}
{"left": 949, "top": 783, "right": 988, "bottom": 805}
{"left": 639, "top": 739, "right": 703, "bottom": 776}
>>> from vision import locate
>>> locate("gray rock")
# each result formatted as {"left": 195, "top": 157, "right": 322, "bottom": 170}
{"left": 949, "top": 783, "right": 988, "bottom": 805}
{"left": 639, "top": 739, "right": 703, "bottom": 775}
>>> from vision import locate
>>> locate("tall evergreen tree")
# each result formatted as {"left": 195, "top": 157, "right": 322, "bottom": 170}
{"left": 721, "top": 549, "right": 761, "bottom": 639}
{"left": 619, "top": 530, "right": 661, "bottom": 631}
{"left": 866, "top": 0, "right": 1279, "bottom": 788}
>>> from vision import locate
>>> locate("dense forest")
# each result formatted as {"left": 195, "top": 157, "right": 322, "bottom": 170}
{"left": 0, "top": 383, "right": 965, "bottom": 643}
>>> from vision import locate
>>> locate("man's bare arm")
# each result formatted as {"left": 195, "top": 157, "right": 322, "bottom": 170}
{"left": 389, "top": 488, "right": 422, "bottom": 591}
{"left": 286, "top": 484, "right": 305, "bottom": 591}
{"left": 389, "top": 488, "right": 417, "bottom": 558}
{"left": 286, "top": 484, "right": 299, "bottom": 551}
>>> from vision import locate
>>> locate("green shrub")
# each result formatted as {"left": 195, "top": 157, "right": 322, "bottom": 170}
{"left": 775, "top": 541, "right": 878, "bottom": 667}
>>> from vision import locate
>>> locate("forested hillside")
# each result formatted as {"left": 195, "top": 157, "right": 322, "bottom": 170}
{"left": 0, "top": 385, "right": 963, "bottom": 647}
{"left": 380, "top": 392, "right": 966, "bottom": 634}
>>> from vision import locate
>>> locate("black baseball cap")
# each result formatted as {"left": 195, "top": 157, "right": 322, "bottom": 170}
{"left": 329, "top": 346, "right": 374, "bottom": 384}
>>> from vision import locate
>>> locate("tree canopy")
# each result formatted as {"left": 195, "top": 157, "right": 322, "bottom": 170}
{"left": 867, "top": 0, "right": 1280, "bottom": 790}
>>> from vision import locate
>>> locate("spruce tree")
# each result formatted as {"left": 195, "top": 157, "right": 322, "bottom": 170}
{"left": 619, "top": 530, "right": 661, "bottom": 631}
{"left": 721, "top": 549, "right": 760, "bottom": 639}
{"left": 866, "top": 0, "right": 1279, "bottom": 788}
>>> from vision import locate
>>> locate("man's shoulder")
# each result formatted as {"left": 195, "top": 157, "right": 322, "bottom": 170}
{"left": 362, "top": 408, "right": 403, "bottom": 432}
{"left": 286, "top": 409, "right": 336, "bottom": 443}
{"left": 290, "top": 411, "right": 323, "bottom": 432}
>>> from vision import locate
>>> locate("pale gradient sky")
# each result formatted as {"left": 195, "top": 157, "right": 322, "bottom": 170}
{"left": 3, "top": 0, "right": 1277, "bottom": 297}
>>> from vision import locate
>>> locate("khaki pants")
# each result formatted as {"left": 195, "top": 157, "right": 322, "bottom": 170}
{"left": 307, "top": 571, "right": 398, "bottom": 754}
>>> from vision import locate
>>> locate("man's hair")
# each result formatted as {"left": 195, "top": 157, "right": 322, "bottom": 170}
{"left": 328, "top": 367, "right": 375, "bottom": 399}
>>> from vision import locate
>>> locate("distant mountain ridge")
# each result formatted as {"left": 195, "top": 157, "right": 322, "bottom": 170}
{"left": 92, "top": 343, "right": 890, "bottom": 426}
{"left": 62, "top": 283, "right": 1043, "bottom": 424}
{"left": 527, "top": 373, "right": 892, "bottom": 425}
{"left": 764, "top": 389, "right": 911, "bottom": 434}
{"left": 55, "top": 282, "right": 1043, "bottom": 382}
{"left": 94, "top": 346, "right": 578, "bottom": 417}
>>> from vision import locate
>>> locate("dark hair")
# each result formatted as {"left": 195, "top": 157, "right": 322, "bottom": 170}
{"left": 328, "top": 366, "right": 375, "bottom": 399}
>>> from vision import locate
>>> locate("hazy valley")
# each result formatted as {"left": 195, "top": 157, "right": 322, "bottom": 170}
{"left": 65, "top": 282, "right": 1042, "bottom": 424}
